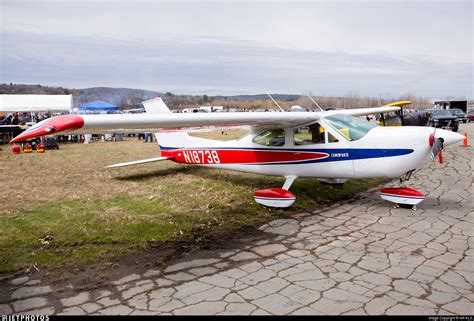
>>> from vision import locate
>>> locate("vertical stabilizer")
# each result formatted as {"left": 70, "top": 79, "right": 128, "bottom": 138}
{"left": 142, "top": 97, "right": 171, "bottom": 114}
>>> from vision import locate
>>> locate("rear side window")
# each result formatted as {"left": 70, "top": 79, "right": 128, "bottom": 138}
{"left": 252, "top": 129, "right": 285, "bottom": 146}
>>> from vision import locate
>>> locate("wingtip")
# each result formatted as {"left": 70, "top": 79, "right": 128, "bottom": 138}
{"left": 9, "top": 115, "right": 84, "bottom": 143}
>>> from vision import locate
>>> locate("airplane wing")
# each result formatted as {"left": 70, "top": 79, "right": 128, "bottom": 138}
{"left": 383, "top": 100, "right": 412, "bottom": 107}
{"left": 10, "top": 106, "right": 401, "bottom": 143}
{"left": 332, "top": 106, "right": 401, "bottom": 117}
{"left": 330, "top": 101, "right": 406, "bottom": 117}
{"left": 10, "top": 112, "right": 317, "bottom": 143}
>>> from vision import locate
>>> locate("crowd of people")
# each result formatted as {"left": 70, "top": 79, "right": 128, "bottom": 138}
{"left": 0, "top": 112, "right": 52, "bottom": 125}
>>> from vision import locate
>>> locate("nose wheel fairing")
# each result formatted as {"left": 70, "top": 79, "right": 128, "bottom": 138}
{"left": 380, "top": 186, "right": 425, "bottom": 208}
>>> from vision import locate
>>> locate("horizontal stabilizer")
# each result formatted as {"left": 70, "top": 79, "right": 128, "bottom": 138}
{"left": 106, "top": 156, "right": 169, "bottom": 168}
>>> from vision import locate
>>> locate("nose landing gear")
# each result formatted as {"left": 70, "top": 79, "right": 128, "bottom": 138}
{"left": 380, "top": 170, "right": 425, "bottom": 211}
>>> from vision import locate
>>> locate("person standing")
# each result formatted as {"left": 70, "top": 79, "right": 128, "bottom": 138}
{"left": 12, "top": 114, "right": 19, "bottom": 125}
{"left": 144, "top": 132, "right": 153, "bottom": 143}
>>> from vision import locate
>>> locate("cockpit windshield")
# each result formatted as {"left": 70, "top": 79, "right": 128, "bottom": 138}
{"left": 323, "top": 114, "right": 377, "bottom": 141}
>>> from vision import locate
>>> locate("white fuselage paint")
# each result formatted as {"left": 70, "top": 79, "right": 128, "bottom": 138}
{"left": 156, "top": 123, "right": 461, "bottom": 180}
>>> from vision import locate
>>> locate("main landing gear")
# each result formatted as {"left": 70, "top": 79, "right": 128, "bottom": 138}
{"left": 254, "top": 176, "right": 297, "bottom": 208}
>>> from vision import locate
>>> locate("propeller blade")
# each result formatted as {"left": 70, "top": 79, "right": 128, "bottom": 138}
{"left": 430, "top": 138, "right": 444, "bottom": 161}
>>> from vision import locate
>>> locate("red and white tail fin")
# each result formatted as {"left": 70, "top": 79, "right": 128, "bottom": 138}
{"left": 142, "top": 96, "right": 171, "bottom": 114}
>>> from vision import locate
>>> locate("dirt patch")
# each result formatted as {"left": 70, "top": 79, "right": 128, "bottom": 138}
{"left": 5, "top": 224, "right": 270, "bottom": 293}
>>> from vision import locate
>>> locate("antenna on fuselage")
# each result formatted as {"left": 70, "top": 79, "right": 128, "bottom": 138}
{"left": 266, "top": 93, "right": 284, "bottom": 112}
{"left": 307, "top": 94, "right": 324, "bottom": 112}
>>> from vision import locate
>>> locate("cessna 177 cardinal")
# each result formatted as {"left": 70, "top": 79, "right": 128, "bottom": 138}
{"left": 10, "top": 98, "right": 464, "bottom": 208}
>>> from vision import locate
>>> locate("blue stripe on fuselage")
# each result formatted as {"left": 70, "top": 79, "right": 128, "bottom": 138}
{"left": 159, "top": 146, "right": 414, "bottom": 165}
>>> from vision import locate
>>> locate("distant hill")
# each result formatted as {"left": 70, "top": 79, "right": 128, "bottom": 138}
{"left": 0, "top": 83, "right": 433, "bottom": 110}
{"left": 216, "top": 94, "right": 300, "bottom": 102}
{"left": 73, "top": 87, "right": 162, "bottom": 109}
{"left": 0, "top": 83, "right": 73, "bottom": 95}
{"left": 0, "top": 83, "right": 301, "bottom": 109}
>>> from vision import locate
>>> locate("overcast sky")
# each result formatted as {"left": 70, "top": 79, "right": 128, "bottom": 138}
{"left": 1, "top": 0, "right": 472, "bottom": 98}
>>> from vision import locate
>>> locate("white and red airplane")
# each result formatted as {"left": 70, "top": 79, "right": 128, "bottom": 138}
{"left": 10, "top": 98, "right": 464, "bottom": 208}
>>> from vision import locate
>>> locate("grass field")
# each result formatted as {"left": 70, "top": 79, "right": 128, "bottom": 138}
{"left": 0, "top": 132, "right": 385, "bottom": 275}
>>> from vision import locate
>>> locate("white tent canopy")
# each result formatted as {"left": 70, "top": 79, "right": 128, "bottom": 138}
{"left": 0, "top": 95, "right": 73, "bottom": 113}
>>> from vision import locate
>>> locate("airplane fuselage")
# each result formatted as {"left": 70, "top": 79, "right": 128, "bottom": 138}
{"left": 158, "top": 123, "right": 461, "bottom": 180}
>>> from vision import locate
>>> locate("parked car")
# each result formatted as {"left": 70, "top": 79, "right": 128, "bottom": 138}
{"left": 426, "top": 109, "right": 459, "bottom": 132}
{"left": 402, "top": 110, "right": 431, "bottom": 126}
{"left": 467, "top": 109, "right": 474, "bottom": 122}
{"left": 448, "top": 108, "right": 468, "bottom": 123}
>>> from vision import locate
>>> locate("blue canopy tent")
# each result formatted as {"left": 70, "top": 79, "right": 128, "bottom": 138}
{"left": 78, "top": 100, "right": 121, "bottom": 141}
{"left": 79, "top": 100, "right": 118, "bottom": 111}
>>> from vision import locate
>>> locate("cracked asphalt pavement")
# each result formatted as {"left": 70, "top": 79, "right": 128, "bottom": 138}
{"left": 1, "top": 123, "right": 473, "bottom": 315}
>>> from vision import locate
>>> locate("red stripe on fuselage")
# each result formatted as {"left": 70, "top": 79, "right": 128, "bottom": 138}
{"left": 166, "top": 149, "right": 329, "bottom": 165}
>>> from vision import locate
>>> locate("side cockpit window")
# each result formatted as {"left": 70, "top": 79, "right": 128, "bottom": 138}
{"left": 252, "top": 129, "right": 285, "bottom": 146}
{"left": 294, "top": 123, "right": 338, "bottom": 145}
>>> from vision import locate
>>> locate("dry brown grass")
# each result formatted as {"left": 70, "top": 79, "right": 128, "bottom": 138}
{"left": 188, "top": 129, "right": 249, "bottom": 140}
{"left": 0, "top": 138, "right": 166, "bottom": 213}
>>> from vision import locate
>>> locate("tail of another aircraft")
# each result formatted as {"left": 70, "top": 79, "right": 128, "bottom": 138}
{"left": 142, "top": 97, "right": 171, "bottom": 114}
